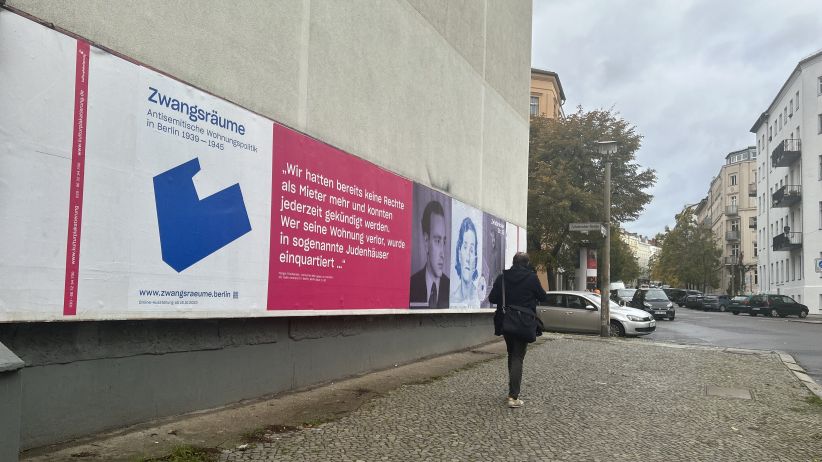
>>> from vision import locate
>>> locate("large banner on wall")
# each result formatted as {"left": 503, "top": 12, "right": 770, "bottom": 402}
{"left": 0, "top": 11, "right": 525, "bottom": 321}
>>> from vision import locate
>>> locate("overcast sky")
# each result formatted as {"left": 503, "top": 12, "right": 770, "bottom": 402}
{"left": 531, "top": 0, "right": 822, "bottom": 238}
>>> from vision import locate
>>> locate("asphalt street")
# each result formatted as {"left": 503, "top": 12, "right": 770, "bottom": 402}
{"left": 644, "top": 305, "right": 822, "bottom": 383}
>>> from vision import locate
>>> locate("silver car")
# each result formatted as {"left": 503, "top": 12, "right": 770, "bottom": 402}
{"left": 538, "top": 291, "right": 656, "bottom": 337}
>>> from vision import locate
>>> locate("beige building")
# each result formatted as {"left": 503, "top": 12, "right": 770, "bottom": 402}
{"left": 700, "top": 147, "right": 759, "bottom": 294}
{"left": 621, "top": 232, "right": 659, "bottom": 285}
{"left": 530, "top": 68, "right": 565, "bottom": 118}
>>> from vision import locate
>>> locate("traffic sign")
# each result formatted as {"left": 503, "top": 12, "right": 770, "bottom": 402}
{"left": 815, "top": 258, "right": 822, "bottom": 273}
{"left": 569, "top": 222, "right": 606, "bottom": 236}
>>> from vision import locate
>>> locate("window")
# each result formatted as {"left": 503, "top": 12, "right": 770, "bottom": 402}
{"left": 753, "top": 241, "right": 758, "bottom": 257}
{"left": 730, "top": 174, "right": 737, "bottom": 186}
{"left": 818, "top": 114, "right": 822, "bottom": 134}
{"left": 796, "top": 90, "right": 800, "bottom": 110}
{"left": 731, "top": 244, "right": 739, "bottom": 257}
{"left": 818, "top": 76, "right": 822, "bottom": 95}
{"left": 790, "top": 99, "right": 794, "bottom": 116}
{"left": 818, "top": 156, "right": 822, "bottom": 180}
{"left": 784, "top": 107, "right": 788, "bottom": 121}
{"left": 779, "top": 114, "right": 783, "bottom": 130}
{"left": 818, "top": 201, "right": 822, "bottom": 229}
{"left": 530, "top": 96, "right": 539, "bottom": 116}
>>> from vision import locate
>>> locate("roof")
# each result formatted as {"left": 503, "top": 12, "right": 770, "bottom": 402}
{"left": 531, "top": 67, "right": 566, "bottom": 102}
{"left": 750, "top": 48, "right": 822, "bottom": 133}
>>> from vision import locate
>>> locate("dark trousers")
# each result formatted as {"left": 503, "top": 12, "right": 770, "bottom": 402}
{"left": 504, "top": 334, "right": 528, "bottom": 399}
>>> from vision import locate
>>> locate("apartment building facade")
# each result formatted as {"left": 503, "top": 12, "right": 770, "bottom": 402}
{"left": 751, "top": 50, "right": 822, "bottom": 313}
{"left": 693, "top": 148, "right": 758, "bottom": 295}
{"left": 621, "top": 232, "right": 659, "bottom": 285}
{"left": 530, "top": 68, "right": 566, "bottom": 119}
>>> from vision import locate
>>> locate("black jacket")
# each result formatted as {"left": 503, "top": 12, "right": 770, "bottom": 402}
{"left": 489, "top": 264, "right": 548, "bottom": 311}
{"left": 489, "top": 264, "right": 547, "bottom": 336}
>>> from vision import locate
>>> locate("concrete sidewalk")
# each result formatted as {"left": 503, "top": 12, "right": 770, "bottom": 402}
{"left": 22, "top": 335, "right": 822, "bottom": 461}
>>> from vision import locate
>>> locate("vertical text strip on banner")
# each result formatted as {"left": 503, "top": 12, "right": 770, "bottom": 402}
{"left": 63, "top": 40, "right": 90, "bottom": 316}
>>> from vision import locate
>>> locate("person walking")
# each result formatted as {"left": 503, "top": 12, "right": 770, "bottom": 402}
{"left": 489, "top": 252, "right": 547, "bottom": 408}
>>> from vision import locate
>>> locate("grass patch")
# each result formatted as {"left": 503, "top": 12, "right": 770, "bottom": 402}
{"left": 302, "top": 417, "right": 336, "bottom": 428}
{"left": 806, "top": 395, "right": 822, "bottom": 407}
{"left": 137, "top": 445, "right": 219, "bottom": 462}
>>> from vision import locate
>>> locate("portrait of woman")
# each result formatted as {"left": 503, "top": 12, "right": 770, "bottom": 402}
{"left": 451, "top": 216, "right": 484, "bottom": 306}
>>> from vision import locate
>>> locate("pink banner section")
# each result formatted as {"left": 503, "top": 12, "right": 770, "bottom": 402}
{"left": 268, "top": 124, "right": 413, "bottom": 309}
{"left": 63, "top": 40, "right": 90, "bottom": 316}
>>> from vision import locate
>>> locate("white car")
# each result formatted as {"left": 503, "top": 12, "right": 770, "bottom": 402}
{"left": 538, "top": 291, "right": 656, "bottom": 337}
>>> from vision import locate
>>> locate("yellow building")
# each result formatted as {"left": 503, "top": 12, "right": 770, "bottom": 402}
{"left": 530, "top": 68, "right": 565, "bottom": 118}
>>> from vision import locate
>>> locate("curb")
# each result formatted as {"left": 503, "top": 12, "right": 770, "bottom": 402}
{"left": 637, "top": 337, "right": 822, "bottom": 399}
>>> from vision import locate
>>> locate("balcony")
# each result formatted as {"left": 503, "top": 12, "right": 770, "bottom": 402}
{"left": 771, "top": 184, "right": 801, "bottom": 208}
{"left": 700, "top": 215, "right": 712, "bottom": 228}
{"left": 725, "top": 204, "right": 738, "bottom": 216}
{"left": 748, "top": 217, "right": 757, "bottom": 229}
{"left": 724, "top": 256, "right": 741, "bottom": 266}
{"left": 725, "top": 230, "right": 740, "bottom": 241}
{"left": 748, "top": 183, "right": 756, "bottom": 197}
{"left": 771, "top": 138, "right": 801, "bottom": 167}
{"left": 772, "top": 231, "right": 802, "bottom": 251}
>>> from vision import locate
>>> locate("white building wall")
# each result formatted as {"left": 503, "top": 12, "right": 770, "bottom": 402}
{"left": 754, "top": 52, "right": 822, "bottom": 312}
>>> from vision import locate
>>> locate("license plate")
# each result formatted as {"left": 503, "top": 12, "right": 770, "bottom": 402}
{"left": 654, "top": 310, "right": 666, "bottom": 315}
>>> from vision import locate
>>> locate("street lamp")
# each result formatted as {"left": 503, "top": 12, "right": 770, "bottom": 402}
{"left": 595, "top": 140, "right": 618, "bottom": 337}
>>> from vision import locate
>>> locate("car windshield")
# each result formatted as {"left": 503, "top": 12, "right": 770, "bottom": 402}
{"left": 732, "top": 296, "right": 748, "bottom": 302}
{"left": 645, "top": 289, "right": 668, "bottom": 301}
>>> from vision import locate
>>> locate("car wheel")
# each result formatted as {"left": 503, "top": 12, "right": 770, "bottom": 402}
{"left": 732, "top": 310, "right": 739, "bottom": 315}
{"left": 609, "top": 321, "right": 625, "bottom": 337}
{"left": 800, "top": 310, "right": 809, "bottom": 319}
{"left": 770, "top": 308, "right": 779, "bottom": 318}
{"left": 668, "top": 314, "right": 675, "bottom": 321}
{"left": 719, "top": 305, "right": 726, "bottom": 312}
{"left": 749, "top": 312, "right": 757, "bottom": 316}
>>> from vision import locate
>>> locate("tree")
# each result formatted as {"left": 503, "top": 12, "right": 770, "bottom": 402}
{"left": 528, "top": 107, "right": 656, "bottom": 288}
{"left": 651, "top": 210, "right": 722, "bottom": 291}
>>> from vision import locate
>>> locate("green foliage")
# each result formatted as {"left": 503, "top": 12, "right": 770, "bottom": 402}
{"left": 651, "top": 210, "right": 721, "bottom": 290}
{"left": 608, "top": 228, "right": 641, "bottom": 283}
{"left": 527, "top": 107, "right": 656, "bottom": 287}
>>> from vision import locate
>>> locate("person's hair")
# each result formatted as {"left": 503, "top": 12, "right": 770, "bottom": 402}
{"left": 454, "top": 217, "right": 478, "bottom": 280}
{"left": 421, "top": 200, "right": 445, "bottom": 236}
{"left": 512, "top": 252, "right": 530, "bottom": 268}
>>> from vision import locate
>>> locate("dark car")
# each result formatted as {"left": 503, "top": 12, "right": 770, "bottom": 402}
{"left": 629, "top": 288, "right": 676, "bottom": 320}
{"left": 701, "top": 295, "right": 731, "bottom": 312}
{"left": 610, "top": 288, "right": 637, "bottom": 306}
{"left": 747, "top": 294, "right": 809, "bottom": 318}
{"left": 684, "top": 293, "right": 704, "bottom": 309}
{"left": 729, "top": 295, "right": 753, "bottom": 315}
{"left": 669, "top": 289, "right": 701, "bottom": 307}
{"left": 663, "top": 288, "right": 687, "bottom": 305}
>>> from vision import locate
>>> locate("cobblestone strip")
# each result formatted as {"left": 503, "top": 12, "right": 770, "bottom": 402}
{"left": 220, "top": 336, "right": 822, "bottom": 461}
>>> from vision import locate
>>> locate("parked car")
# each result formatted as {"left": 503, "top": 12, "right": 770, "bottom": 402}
{"left": 610, "top": 288, "right": 637, "bottom": 306}
{"left": 728, "top": 295, "right": 753, "bottom": 315}
{"left": 747, "top": 294, "right": 809, "bottom": 318}
{"left": 538, "top": 291, "right": 656, "bottom": 337}
{"left": 629, "top": 288, "right": 676, "bottom": 320}
{"left": 701, "top": 295, "right": 731, "bottom": 312}
{"left": 663, "top": 288, "right": 687, "bottom": 304}
{"left": 684, "top": 293, "right": 704, "bottom": 309}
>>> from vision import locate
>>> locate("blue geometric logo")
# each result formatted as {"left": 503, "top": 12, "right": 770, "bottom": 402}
{"left": 153, "top": 158, "right": 251, "bottom": 272}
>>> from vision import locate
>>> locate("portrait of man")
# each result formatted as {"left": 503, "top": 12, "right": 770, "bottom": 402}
{"left": 409, "top": 187, "right": 451, "bottom": 308}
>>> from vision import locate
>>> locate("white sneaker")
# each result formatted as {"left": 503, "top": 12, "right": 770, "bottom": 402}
{"left": 507, "top": 397, "right": 524, "bottom": 408}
